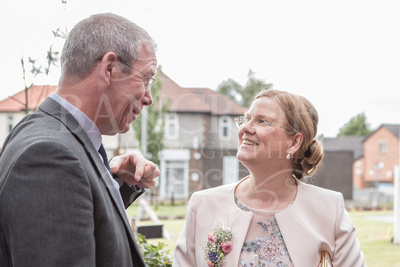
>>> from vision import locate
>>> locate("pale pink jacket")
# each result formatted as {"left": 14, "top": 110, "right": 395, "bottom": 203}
{"left": 173, "top": 179, "right": 365, "bottom": 267}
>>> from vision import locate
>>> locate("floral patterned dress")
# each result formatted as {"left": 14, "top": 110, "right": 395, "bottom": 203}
{"left": 235, "top": 196, "right": 294, "bottom": 267}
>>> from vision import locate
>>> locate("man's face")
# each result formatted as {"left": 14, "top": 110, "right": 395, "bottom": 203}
{"left": 101, "top": 44, "right": 157, "bottom": 135}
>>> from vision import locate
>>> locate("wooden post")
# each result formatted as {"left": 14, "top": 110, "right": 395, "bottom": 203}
{"left": 131, "top": 218, "right": 136, "bottom": 236}
{"left": 393, "top": 166, "right": 400, "bottom": 244}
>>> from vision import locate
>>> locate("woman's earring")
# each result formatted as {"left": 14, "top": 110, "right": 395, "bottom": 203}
{"left": 286, "top": 152, "right": 291, "bottom": 160}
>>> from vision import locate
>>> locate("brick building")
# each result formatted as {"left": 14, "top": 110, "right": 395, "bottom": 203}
{"left": 356, "top": 124, "right": 400, "bottom": 188}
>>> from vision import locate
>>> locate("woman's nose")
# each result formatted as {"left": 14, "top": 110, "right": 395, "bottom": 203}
{"left": 240, "top": 120, "right": 255, "bottom": 133}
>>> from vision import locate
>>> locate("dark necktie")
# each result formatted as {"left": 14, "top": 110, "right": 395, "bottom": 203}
{"left": 98, "top": 144, "right": 112, "bottom": 175}
{"left": 98, "top": 144, "right": 126, "bottom": 209}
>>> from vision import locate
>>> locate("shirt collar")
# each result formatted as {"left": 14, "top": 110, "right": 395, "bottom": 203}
{"left": 50, "top": 93, "right": 102, "bottom": 150}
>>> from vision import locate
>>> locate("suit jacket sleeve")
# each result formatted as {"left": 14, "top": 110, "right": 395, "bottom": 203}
{"left": 118, "top": 180, "right": 145, "bottom": 208}
{"left": 1, "top": 141, "right": 96, "bottom": 266}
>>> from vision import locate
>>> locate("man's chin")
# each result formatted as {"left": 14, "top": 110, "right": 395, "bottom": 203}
{"left": 102, "top": 126, "right": 129, "bottom": 136}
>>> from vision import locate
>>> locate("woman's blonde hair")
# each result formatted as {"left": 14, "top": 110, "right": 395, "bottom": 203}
{"left": 254, "top": 89, "right": 324, "bottom": 179}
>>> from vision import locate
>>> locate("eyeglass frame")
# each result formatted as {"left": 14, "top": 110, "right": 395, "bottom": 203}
{"left": 234, "top": 115, "right": 291, "bottom": 131}
{"left": 97, "top": 55, "right": 156, "bottom": 91}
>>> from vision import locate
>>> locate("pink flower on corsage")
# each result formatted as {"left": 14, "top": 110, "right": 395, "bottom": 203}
{"left": 220, "top": 242, "right": 233, "bottom": 254}
{"left": 199, "top": 221, "right": 234, "bottom": 267}
{"left": 208, "top": 233, "right": 216, "bottom": 243}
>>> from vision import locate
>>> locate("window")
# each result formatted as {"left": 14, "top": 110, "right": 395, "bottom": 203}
{"left": 165, "top": 113, "right": 179, "bottom": 139}
{"left": 7, "top": 114, "right": 14, "bottom": 132}
{"left": 219, "top": 116, "right": 231, "bottom": 140}
{"left": 223, "top": 156, "right": 239, "bottom": 185}
{"left": 164, "top": 160, "right": 185, "bottom": 199}
{"left": 159, "top": 149, "right": 190, "bottom": 200}
{"left": 379, "top": 141, "right": 387, "bottom": 154}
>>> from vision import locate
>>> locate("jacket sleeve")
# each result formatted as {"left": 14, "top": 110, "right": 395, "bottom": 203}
{"left": 114, "top": 176, "right": 145, "bottom": 208}
{"left": 1, "top": 141, "right": 96, "bottom": 266}
{"left": 173, "top": 193, "right": 199, "bottom": 267}
{"left": 332, "top": 193, "right": 366, "bottom": 266}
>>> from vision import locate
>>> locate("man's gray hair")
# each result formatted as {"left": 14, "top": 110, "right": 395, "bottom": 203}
{"left": 60, "top": 13, "right": 156, "bottom": 83}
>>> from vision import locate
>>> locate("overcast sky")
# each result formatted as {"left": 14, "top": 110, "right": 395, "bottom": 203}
{"left": 1, "top": 0, "right": 399, "bottom": 137}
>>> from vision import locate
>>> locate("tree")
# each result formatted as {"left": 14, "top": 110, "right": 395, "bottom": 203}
{"left": 216, "top": 78, "right": 242, "bottom": 104}
{"left": 337, "top": 112, "right": 371, "bottom": 137}
{"left": 19, "top": 25, "right": 66, "bottom": 114}
{"left": 216, "top": 69, "right": 272, "bottom": 107}
{"left": 241, "top": 69, "right": 273, "bottom": 107}
{"left": 132, "top": 67, "right": 169, "bottom": 165}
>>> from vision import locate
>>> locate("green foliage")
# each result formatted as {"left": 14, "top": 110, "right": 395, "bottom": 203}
{"left": 52, "top": 27, "right": 68, "bottom": 39}
{"left": 137, "top": 233, "right": 173, "bottom": 267}
{"left": 241, "top": 69, "right": 273, "bottom": 107}
{"left": 45, "top": 45, "right": 60, "bottom": 75}
{"left": 132, "top": 67, "right": 169, "bottom": 164}
{"left": 337, "top": 112, "right": 371, "bottom": 137}
{"left": 20, "top": 19, "right": 65, "bottom": 114}
{"left": 217, "top": 69, "right": 272, "bottom": 107}
{"left": 217, "top": 78, "right": 242, "bottom": 103}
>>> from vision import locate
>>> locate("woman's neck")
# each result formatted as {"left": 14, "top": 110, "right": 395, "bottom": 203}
{"left": 235, "top": 172, "right": 297, "bottom": 210}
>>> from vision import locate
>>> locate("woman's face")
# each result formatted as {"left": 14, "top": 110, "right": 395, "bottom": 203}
{"left": 236, "top": 97, "right": 292, "bottom": 167}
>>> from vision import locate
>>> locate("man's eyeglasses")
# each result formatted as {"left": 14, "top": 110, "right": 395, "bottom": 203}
{"left": 117, "top": 56, "right": 155, "bottom": 91}
{"left": 97, "top": 55, "right": 156, "bottom": 91}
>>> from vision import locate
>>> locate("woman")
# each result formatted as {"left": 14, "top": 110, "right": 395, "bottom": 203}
{"left": 173, "top": 89, "right": 365, "bottom": 267}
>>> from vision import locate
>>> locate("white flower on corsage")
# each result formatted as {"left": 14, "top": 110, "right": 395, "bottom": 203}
{"left": 199, "top": 220, "right": 234, "bottom": 267}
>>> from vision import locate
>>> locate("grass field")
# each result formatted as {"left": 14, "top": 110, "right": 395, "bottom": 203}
{"left": 127, "top": 204, "right": 400, "bottom": 266}
{"left": 350, "top": 210, "right": 400, "bottom": 267}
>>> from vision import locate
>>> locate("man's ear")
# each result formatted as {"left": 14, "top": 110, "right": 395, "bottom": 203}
{"left": 288, "top": 132, "right": 303, "bottom": 155}
{"left": 98, "top": 52, "right": 118, "bottom": 86}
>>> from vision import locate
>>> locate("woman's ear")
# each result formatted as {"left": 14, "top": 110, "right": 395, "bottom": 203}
{"left": 288, "top": 132, "right": 303, "bottom": 154}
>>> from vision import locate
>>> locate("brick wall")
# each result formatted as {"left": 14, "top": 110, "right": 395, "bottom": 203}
{"left": 363, "top": 127, "right": 399, "bottom": 186}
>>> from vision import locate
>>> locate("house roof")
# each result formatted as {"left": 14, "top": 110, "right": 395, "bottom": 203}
{"left": 0, "top": 85, "right": 57, "bottom": 112}
{"left": 363, "top": 124, "right": 400, "bottom": 143}
{"left": 321, "top": 124, "right": 400, "bottom": 160}
{"left": 158, "top": 71, "right": 246, "bottom": 115}
{"left": 384, "top": 124, "right": 400, "bottom": 138}
{"left": 322, "top": 136, "right": 365, "bottom": 160}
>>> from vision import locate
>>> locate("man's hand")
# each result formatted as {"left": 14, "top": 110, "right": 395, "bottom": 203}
{"left": 109, "top": 152, "right": 160, "bottom": 189}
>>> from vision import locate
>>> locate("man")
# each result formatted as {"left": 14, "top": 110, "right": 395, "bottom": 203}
{"left": 0, "top": 13, "right": 159, "bottom": 266}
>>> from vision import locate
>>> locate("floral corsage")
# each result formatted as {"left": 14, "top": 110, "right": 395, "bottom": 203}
{"left": 199, "top": 221, "right": 234, "bottom": 267}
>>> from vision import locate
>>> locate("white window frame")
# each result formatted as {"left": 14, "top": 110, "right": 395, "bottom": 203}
{"left": 219, "top": 116, "right": 231, "bottom": 140}
{"left": 165, "top": 113, "right": 179, "bottom": 140}
{"left": 379, "top": 141, "right": 387, "bottom": 154}
{"left": 159, "top": 149, "right": 190, "bottom": 200}
{"left": 223, "top": 156, "right": 239, "bottom": 185}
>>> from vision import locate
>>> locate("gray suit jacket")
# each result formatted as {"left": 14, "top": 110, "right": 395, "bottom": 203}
{"left": 0, "top": 98, "right": 145, "bottom": 266}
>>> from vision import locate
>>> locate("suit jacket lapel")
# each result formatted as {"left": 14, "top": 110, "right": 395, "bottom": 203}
{"left": 224, "top": 209, "right": 253, "bottom": 265}
{"left": 204, "top": 182, "right": 254, "bottom": 266}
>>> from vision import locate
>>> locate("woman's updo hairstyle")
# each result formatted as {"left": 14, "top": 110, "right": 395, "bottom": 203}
{"left": 254, "top": 89, "right": 324, "bottom": 179}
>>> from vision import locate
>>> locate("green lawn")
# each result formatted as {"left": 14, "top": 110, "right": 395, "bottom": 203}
{"left": 126, "top": 203, "right": 187, "bottom": 253}
{"left": 128, "top": 204, "right": 400, "bottom": 266}
{"left": 350, "top": 210, "right": 400, "bottom": 267}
